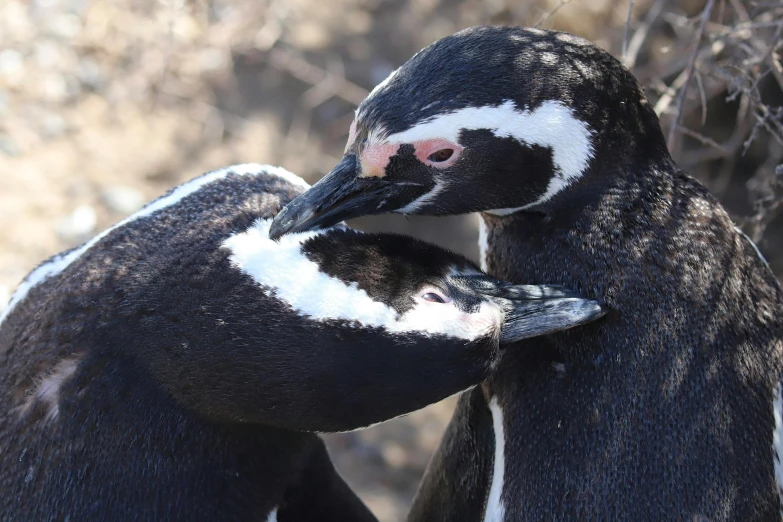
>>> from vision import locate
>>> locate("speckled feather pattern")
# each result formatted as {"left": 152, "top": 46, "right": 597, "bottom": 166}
{"left": 338, "top": 26, "right": 783, "bottom": 522}
{"left": 0, "top": 165, "right": 520, "bottom": 521}
{"left": 2, "top": 158, "right": 607, "bottom": 520}
{"left": 0, "top": 167, "right": 329, "bottom": 521}
{"left": 474, "top": 168, "right": 783, "bottom": 521}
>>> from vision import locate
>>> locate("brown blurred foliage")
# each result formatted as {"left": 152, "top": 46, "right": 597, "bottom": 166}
{"left": 0, "top": 1, "right": 780, "bottom": 520}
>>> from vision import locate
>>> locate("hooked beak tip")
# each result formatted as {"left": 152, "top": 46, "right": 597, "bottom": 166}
{"left": 268, "top": 206, "right": 317, "bottom": 240}
{"left": 267, "top": 213, "right": 291, "bottom": 241}
{"left": 587, "top": 301, "right": 606, "bottom": 318}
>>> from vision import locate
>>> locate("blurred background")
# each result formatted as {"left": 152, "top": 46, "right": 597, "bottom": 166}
{"left": 0, "top": 0, "right": 781, "bottom": 519}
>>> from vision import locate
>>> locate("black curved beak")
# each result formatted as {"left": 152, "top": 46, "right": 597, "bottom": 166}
{"left": 269, "top": 154, "right": 429, "bottom": 240}
{"left": 488, "top": 284, "right": 605, "bottom": 343}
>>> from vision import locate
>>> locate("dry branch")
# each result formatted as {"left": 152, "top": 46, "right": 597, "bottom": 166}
{"left": 666, "top": 0, "right": 715, "bottom": 149}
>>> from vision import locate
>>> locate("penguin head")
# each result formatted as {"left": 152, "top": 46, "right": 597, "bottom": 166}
{"left": 269, "top": 26, "right": 670, "bottom": 239}
{"left": 227, "top": 219, "right": 603, "bottom": 346}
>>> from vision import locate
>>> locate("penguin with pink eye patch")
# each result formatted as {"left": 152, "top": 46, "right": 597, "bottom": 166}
{"left": 0, "top": 164, "right": 603, "bottom": 521}
{"left": 269, "top": 26, "right": 783, "bottom": 522}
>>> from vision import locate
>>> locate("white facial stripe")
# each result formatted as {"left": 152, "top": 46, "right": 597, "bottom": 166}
{"left": 403, "top": 299, "right": 499, "bottom": 341}
{"left": 382, "top": 100, "right": 593, "bottom": 212}
{"left": 484, "top": 395, "right": 506, "bottom": 522}
{"left": 266, "top": 507, "right": 278, "bottom": 522}
{"left": 223, "top": 219, "right": 500, "bottom": 341}
{"left": 397, "top": 178, "right": 447, "bottom": 213}
{"left": 774, "top": 383, "right": 783, "bottom": 515}
{"left": 0, "top": 164, "right": 306, "bottom": 329}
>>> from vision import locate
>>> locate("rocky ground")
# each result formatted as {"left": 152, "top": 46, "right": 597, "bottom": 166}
{"left": 1, "top": 1, "right": 780, "bottom": 520}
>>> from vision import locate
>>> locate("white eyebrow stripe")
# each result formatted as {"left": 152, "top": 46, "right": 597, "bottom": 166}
{"left": 0, "top": 164, "right": 306, "bottom": 328}
{"left": 397, "top": 178, "right": 447, "bottom": 214}
{"left": 381, "top": 100, "right": 594, "bottom": 184}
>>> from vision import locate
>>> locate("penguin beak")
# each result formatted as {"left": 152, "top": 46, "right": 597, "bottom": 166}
{"left": 269, "top": 154, "right": 430, "bottom": 240}
{"left": 489, "top": 284, "right": 605, "bottom": 343}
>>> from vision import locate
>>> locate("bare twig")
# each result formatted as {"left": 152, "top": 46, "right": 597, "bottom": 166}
{"left": 534, "top": 0, "right": 575, "bottom": 28}
{"left": 741, "top": 148, "right": 783, "bottom": 242}
{"left": 654, "top": 68, "right": 688, "bottom": 116}
{"left": 157, "top": 88, "right": 253, "bottom": 137}
{"left": 756, "top": 106, "right": 783, "bottom": 148}
{"left": 284, "top": 56, "right": 352, "bottom": 153}
{"left": 265, "top": 48, "right": 369, "bottom": 107}
{"left": 769, "top": 53, "right": 783, "bottom": 94}
{"left": 667, "top": 0, "right": 716, "bottom": 149}
{"left": 622, "top": 0, "right": 634, "bottom": 62}
{"left": 695, "top": 71, "right": 708, "bottom": 126}
{"left": 677, "top": 124, "right": 729, "bottom": 152}
{"left": 680, "top": 94, "right": 753, "bottom": 167}
{"left": 624, "top": 0, "right": 668, "bottom": 69}
{"left": 729, "top": 0, "right": 751, "bottom": 23}
{"left": 756, "top": 17, "right": 783, "bottom": 65}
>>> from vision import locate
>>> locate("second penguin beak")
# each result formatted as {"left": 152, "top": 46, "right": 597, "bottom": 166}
{"left": 486, "top": 284, "right": 605, "bottom": 343}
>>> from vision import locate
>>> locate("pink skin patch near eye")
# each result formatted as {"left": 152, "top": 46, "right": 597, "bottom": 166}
{"left": 414, "top": 139, "right": 462, "bottom": 168}
{"left": 359, "top": 143, "right": 401, "bottom": 178}
{"left": 346, "top": 120, "right": 400, "bottom": 178}
{"left": 359, "top": 139, "right": 461, "bottom": 177}
{"left": 348, "top": 118, "right": 462, "bottom": 177}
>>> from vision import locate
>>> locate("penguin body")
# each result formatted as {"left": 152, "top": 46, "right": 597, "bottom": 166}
{"left": 270, "top": 27, "right": 783, "bottom": 521}
{"left": 0, "top": 164, "right": 602, "bottom": 521}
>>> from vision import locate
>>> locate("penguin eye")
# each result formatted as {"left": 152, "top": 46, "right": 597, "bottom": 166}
{"left": 428, "top": 149, "right": 454, "bottom": 163}
{"left": 415, "top": 139, "right": 462, "bottom": 168}
{"left": 421, "top": 292, "right": 448, "bottom": 303}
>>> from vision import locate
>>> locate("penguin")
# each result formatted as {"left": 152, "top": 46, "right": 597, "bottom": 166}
{"left": 0, "top": 163, "right": 604, "bottom": 521}
{"left": 268, "top": 26, "right": 783, "bottom": 521}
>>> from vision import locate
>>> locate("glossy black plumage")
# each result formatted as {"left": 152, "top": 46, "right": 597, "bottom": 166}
{"left": 0, "top": 167, "right": 377, "bottom": 521}
{"left": 272, "top": 26, "right": 783, "bottom": 521}
{"left": 0, "top": 164, "right": 602, "bottom": 521}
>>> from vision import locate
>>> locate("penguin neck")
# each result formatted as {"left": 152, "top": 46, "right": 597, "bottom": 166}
{"left": 555, "top": 97, "right": 673, "bottom": 215}
{"left": 481, "top": 153, "right": 736, "bottom": 361}
{"left": 513, "top": 149, "right": 678, "bottom": 241}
